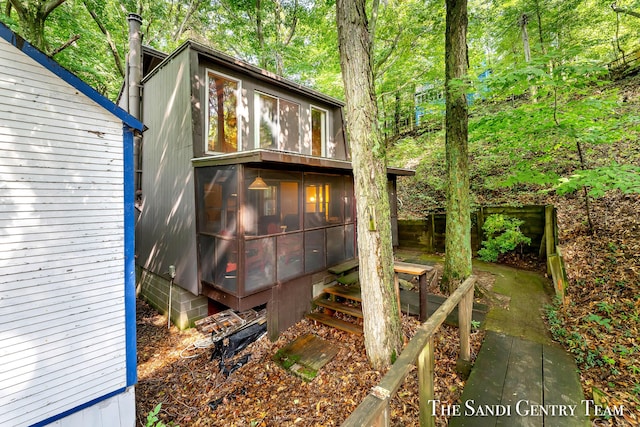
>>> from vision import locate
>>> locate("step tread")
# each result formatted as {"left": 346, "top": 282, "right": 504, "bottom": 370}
{"left": 327, "top": 258, "right": 359, "bottom": 275}
{"left": 313, "top": 297, "right": 363, "bottom": 318}
{"left": 336, "top": 270, "right": 359, "bottom": 285}
{"left": 306, "top": 312, "right": 363, "bottom": 335}
{"left": 323, "top": 284, "right": 362, "bottom": 302}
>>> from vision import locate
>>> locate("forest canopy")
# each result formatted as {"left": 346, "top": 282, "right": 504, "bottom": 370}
{"left": 2, "top": 0, "right": 640, "bottom": 103}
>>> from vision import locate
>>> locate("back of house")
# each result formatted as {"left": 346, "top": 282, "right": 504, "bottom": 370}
{"left": 133, "top": 39, "right": 412, "bottom": 337}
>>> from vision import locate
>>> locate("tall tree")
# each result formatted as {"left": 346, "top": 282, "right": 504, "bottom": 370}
{"left": 8, "top": 0, "right": 67, "bottom": 51}
{"left": 442, "top": 0, "right": 471, "bottom": 293}
{"left": 336, "top": 0, "right": 403, "bottom": 370}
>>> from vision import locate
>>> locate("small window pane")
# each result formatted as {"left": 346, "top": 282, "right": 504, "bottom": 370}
{"left": 305, "top": 229, "right": 325, "bottom": 273}
{"left": 326, "top": 226, "right": 345, "bottom": 266}
{"left": 197, "top": 166, "right": 237, "bottom": 235}
{"left": 245, "top": 237, "right": 275, "bottom": 293}
{"left": 344, "top": 178, "right": 354, "bottom": 223}
{"left": 311, "top": 107, "right": 326, "bottom": 157}
{"left": 208, "top": 72, "right": 238, "bottom": 153}
{"left": 280, "top": 99, "right": 300, "bottom": 152}
{"left": 345, "top": 224, "right": 356, "bottom": 259}
{"left": 199, "top": 235, "right": 238, "bottom": 294}
{"left": 277, "top": 233, "right": 303, "bottom": 281}
{"left": 257, "top": 93, "right": 277, "bottom": 149}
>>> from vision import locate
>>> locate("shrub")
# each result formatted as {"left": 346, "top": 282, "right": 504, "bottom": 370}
{"left": 478, "top": 214, "right": 531, "bottom": 262}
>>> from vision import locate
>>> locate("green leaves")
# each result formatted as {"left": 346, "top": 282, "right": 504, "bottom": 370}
{"left": 146, "top": 403, "right": 167, "bottom": 427}
{"left": 478, "top": 214, "right": 532, "bottom": 262}
{"left": 556, "top": 164, "right": 640, "bottom": 198}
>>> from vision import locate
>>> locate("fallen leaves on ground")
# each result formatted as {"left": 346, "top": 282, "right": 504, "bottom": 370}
{"left": 552, "top": 192, "right": 640, "bottom": 426}
{"left": 136, "top": 299, "right": 484, "bottom": 426}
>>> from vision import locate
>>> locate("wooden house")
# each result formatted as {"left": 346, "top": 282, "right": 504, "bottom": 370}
{"left": 0, "top": 23, "right": 143, "bottom": 426}
{"left": 134, "top": 39, "right": 412, "bottom": 336}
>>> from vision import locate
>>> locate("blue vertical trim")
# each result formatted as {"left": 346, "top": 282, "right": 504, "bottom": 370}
{"left": 123, "top": 126, "right": 137, "bottom": 386}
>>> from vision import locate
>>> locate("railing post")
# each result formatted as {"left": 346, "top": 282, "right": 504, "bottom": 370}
{"left": 418, "top": 336, "right": 435, "bottom": 427}
{"left": 458, "top": 285, "right": 473, "bottom": 363}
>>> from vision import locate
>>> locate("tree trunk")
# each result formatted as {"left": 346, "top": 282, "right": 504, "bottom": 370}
{"left": 336, "top": 0, "right": 403, "bottom": 371}
{"left": 519, "top": 13, "right": 537, "bottom": 101}
{"left": 9, "top": 0, "right": 68, "bottom": 52}
{"left": 443, "top": 0, "right": 472, "bottom": 294}
{"left": 83, "top": 1, "right": 124, "bottom": 77}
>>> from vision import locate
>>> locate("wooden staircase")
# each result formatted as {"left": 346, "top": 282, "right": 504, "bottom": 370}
{"left": 306, "top": 259, "right": 364, "bottom": 335}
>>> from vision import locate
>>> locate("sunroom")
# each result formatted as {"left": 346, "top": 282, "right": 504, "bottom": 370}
{"left": 135, "top": 40, "right": 411, "bottom": 332}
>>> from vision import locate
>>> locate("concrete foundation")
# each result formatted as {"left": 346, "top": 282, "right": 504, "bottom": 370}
{"left": 136, "top": 266, "right": 208, "bottom": 329}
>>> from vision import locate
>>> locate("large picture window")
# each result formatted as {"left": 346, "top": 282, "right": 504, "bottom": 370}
{"left": 255, "top": 92, "right": 300, "bottom": 152}
{"left": 207, "top": 71, "right": 240, "bottom": 153}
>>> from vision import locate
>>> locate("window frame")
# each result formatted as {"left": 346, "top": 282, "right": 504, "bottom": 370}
{"left": 310, "top": 105, "right": 328, "bottom": 157}
{"left": 254, "top": 91, "right": 301, "bottom": 152}
{"left": 205, "top": 69, "right": 242, "bottom": 155}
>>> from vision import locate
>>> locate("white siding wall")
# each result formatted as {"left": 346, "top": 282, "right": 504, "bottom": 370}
{"left": 0, "top": 38, "right": 130, "bottom": 426}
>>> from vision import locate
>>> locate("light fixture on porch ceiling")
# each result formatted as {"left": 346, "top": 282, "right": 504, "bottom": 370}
{"left": 248, "top": 172, "right": 269, "bottom": 190}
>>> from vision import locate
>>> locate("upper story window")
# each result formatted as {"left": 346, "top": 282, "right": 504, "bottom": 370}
{"left": 207, "top": 71, "right": 240, "bottom": 153}
{"left": 255, "top": 92, "right": 300, "bottom": 153}
{"left": 311, "top": 106, "right": 327, "bottom": 157}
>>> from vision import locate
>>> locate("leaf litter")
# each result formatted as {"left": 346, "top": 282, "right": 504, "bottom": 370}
{"left": 136, "top": 298, "right": 484, "bottom": 426}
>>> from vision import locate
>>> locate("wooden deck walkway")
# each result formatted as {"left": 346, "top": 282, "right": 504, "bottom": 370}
{"left": 449, "top": 331, "right": 590, "bottom": 427}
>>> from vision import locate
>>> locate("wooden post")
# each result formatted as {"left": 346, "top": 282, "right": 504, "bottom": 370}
{"left": 545, "top": 205, "right": 555, "bottom": 275}
{"left": 418, "top": 337, "right": 435, "bottom": 427}
{"left": 458, "top": 287, "right": 473, "bottom": 363}
{"left": 419, "top": 272, "right": 428, "bottom": 322}
{"left": 476, "top": 207, "right": 485, "bottom": 253}
{"left": 394, "top": 272, "right": 402, "bottom": 318}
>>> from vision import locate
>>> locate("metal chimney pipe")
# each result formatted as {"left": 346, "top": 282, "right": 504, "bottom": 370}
{"left": 127, "top": 13, "right": 143, "bottom": 203}
{"left": 127, "top": 13, "right": 142, "bottom": 120}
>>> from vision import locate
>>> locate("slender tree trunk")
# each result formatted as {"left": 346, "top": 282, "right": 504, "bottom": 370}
{"left": 552, "top": 88, "right": 594, "bottom": 234}
{"left": 336, "top": 0, "right": 402, "bottom": 370}
{"left": 519, "top": 13, "right": 537, "bottom": 101}
{"left": 83, "top": 1, "right": 124, "bottom": 77}
{"left": 533, "top": 0, "right": 546, "bottom": 54}
{"left": 443, "top": 0, "right": 472, "bottom": 294}
{"left": 255, "top": 0, "right": 268, "bottom": 69}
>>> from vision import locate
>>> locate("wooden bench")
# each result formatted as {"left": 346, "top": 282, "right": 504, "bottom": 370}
{"left": 394, "top": 261, "right": 434, "bottom": 321}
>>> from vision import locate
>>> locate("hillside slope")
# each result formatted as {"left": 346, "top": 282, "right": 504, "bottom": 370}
{"left": 390, "top": 75, "right": 640, "bottom": 425}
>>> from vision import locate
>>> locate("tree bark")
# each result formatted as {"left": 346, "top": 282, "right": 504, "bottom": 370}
{"left": 443, "top": 0, "right": 472, "bottom": 293}
{"left": 9, "top": 0, "right": 67, "bottom": 51}
{"left": 519, "top": 13, "right": 537, "bottom": 101}
{"left": 83, "top": 1, "right": 124, "bottom": 77}
{"left": 336, "top": 0, "right": 403, "bottom": 370}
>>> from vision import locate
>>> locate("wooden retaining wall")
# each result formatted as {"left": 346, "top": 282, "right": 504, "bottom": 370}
{"left": 398, "top": 205, "right": 556, "bottom": 255}
{"left": 398, "top": 204, "right": 569, "bottom": 301}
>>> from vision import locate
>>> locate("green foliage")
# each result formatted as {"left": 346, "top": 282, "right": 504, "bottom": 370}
{"left": 477, "top": 214, "right": 531, "bottom": 262}
{"left": 556, "top": 163, "right": 640, "bottom": 197}
{"left": 146, "top": 403, "right": 166, "bottom": 427}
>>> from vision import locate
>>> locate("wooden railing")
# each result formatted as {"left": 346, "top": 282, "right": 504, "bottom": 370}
{"left": 341, "top": 275, "right": 477, "bottom": 427}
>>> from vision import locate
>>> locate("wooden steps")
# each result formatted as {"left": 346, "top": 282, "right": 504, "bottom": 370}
{"left": 323, "top": 283, "right": 362, "bottom": 302}
{"left": 306, "top": 280, "right": 364, "bottom": 334}
{"left": 327, "top": 258, "right": 359, "bottom": 275}
{"left": 306, "top": 312, "right": 363, "bottom": 335}
{"left": 336, "top": 270, "right": 359, "bottom": 285}
{"left": 313, "top": 297, "right": 363, "bottom": 318}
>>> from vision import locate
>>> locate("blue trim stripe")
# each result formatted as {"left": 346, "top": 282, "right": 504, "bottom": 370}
{"left": 123, "top": 127, "right": 138, "bottom": 386}
{"left": 0, "top": 22, "right": 144, "bottom": 132}
{"left": 29, "top": 387, "right": 130, "bottom": 427}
